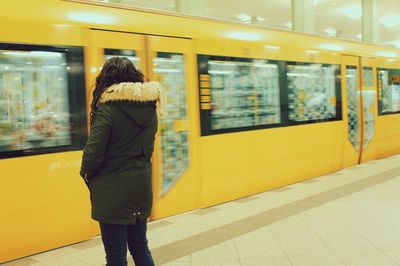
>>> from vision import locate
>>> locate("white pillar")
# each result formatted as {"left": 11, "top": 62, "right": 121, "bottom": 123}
{"left": 362, "top": 0, "right": 380, "bottom": 44}
{"left": 291, "top": 0, "right": 315, "bottom": 34}
{"left": 175, "top": 0, "right": 207, "bottom": 16}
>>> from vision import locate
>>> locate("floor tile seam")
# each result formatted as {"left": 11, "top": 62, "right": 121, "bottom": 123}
{"left": 216, "top": 184, "right": 394, "bottom": 238}
{"left": 357, "top": 228, "right": 400, "bottom": 265}
{"left": 231, "top": 239, "right": 242, "bottom": 265}
{"left": 358, "top": 204, "right": 400, "bottom": 232}
{"left": 151, "top": 166, "right": 400, "bottom": 264}
{"left": 297, "top": 214, "right": 345, "bottom": 262}
{"left": 381, "top": 252, "right": 400, "bottom": 266}
{"left": 199, "top": 164, "right": 399, "bottom": 215}
{"left": 268, "top": 225, "right": 294, "bottom": 265}
{"left": 323, "top": 207, "right": 376, "bottom": 240}
{"left": 265, "top": 172, "right": 389, "bottom": 199}
{"left": 152, "top": 191, "right": 346, "bottom": 244}
{"left": 333, "top": 249, "right": 400, "bottom": 261}
{"left": 324, "top": 200, "right": 400, "bottom": 240}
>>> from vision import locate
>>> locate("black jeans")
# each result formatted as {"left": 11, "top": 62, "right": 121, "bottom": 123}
{"left": 99, "top": 221, "right": 155, "bottom": 266}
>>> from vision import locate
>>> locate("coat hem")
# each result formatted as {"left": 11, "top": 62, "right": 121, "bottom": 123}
{"left": 92, "top": 214, "right": 149, "bottom": 225}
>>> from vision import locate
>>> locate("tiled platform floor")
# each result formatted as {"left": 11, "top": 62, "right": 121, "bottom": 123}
{"left": 3, "top": 154, "right": 400, "bottom": 266}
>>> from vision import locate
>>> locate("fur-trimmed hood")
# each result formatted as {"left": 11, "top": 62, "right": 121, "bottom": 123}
{"left": 100, "top": 81, "right": 167, "bottom": 118}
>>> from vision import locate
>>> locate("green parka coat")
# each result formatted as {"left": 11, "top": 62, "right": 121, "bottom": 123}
{"left": 80, "top": 81, "right": 166, "bottom": 225}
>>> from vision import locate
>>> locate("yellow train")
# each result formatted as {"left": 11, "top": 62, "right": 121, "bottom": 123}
{"left": 1, "top": 0, "right": 400, "bottom": 262}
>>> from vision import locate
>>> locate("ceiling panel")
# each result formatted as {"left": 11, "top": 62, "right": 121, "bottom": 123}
{"left": 97, "top": 0, "right": 400, "bottom": 49}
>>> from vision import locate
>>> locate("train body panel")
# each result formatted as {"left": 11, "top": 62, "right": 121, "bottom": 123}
{"left": 0, "top": 152, "right": 96, "bottom": 261}
{"left": 1, "top": 0, "right": 400, "bottom": 262}
{"left": 198, "top": 122, "right": 344, "bottom": 207}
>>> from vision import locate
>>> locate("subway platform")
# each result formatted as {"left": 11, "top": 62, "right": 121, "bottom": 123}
{"left": 3, "top": 154, "right": 400, "bottom": 266}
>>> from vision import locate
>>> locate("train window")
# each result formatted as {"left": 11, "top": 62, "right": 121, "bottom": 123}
{"left": 346, "top": 66, "right": 359, "bottom": 150}
{"left": 362, "top": 67, "right": 374, "bottom": 149}
{"left": 377, "top": 68, "right": 400, "bottom": 115}
{"left": 286, "top": 62, "right": 342, "bottom": 124}
{"left": 198, "top": 55, "right": 282, "bottom": 136}
{"left": 153, "top": 52, "right": 189, "bottom": 194}
{"left": 0, "top": 43, "right": 86, "bottom": 159}
{"left": 104, "top": 49, "right": 141, "bottom": 69}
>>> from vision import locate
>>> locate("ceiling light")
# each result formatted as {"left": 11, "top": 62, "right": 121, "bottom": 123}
{"left": 227, "top": 32, "right": 262, "bottom": 41}
{"left": 305, "top": 50, "right": 320, "bottom": 54}
{"left": 380, "top": 15, "right": 400, "bottom": 28}
{"left": 324, "top": 28, "right": 337, "bottom": 37}
{"left": 356, "top": 34, "right": 362, "bottom": 40}
{"left": 238, "top": 14, "right": 251, "bottom": 23}
{"left": 237, "top": 14, "right": 262, "bottom": 24}
{"left": 30, "top": 51, "right": 62, "bottom": 57}
{"left": 394, "top": 40, "right": 400, "bottom": 49}
{"left": 68, "top": 12, "right": 114, "bottom": 24}
{"left": 319, "top": 44, "right": 344, "bottom": 51}
{"left": 376, "top": 51, "right": 397, "bottom": 57}
{"left": 1, "top": 51, "right": 62, "bottom": 58}
{"left": 285, "top": 22, "right": 292, "bottom": 29}
{"left": 342, "top": 6, "right": 362, "bottom": 19}
{"left": 312, "top": 0, "right": 320, "bottom": 6}
{"left": 264, "top": 45, "right": 280, "bottom": 50}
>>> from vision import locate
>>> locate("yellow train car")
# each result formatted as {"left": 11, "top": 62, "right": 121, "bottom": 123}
{"left": 1, "top": 0, "right": 400, "bottom": 262}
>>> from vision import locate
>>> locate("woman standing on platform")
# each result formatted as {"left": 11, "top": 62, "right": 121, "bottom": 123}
{"left": 80, "top": 57, "right": 166, "bottom": 266}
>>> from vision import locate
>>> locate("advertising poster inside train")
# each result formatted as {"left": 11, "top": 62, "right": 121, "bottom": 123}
{"left": 0, "top": 50, "right": 72, "bottom": 153}
{"left": 377, "top": 68, "right": 400, "bottom": 114}
{"left": 198, "top": 55, "right": 282, "bottom": 135}
{"left": 286, "top": 63, "right": 341, "bottom": 123}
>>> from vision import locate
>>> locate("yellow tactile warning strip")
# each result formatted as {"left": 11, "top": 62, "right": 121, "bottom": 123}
{"left": 151, "top": 167, "right": 400, "bottom": 265}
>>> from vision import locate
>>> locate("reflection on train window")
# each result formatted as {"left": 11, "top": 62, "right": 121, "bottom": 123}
{"left": 104, "top": 49, "right": 140, "bottom": 69}
{"left": 153, "top": 52, "right": 188, "bottom": 194}
{"left": 377, "top": 68, "right": 400, "bottom": 115}
{"left": 198, "top": 55, "right": 282, "bottom": 135}
{"left": 362, "top": 67, "right": 374, "bottom": 149}
{"left": 346, "top": 66, "right": 359, "bottom": 151}
{"left": 286, "top": 63, "right": 341, "bottom": 123}
{"left": 0, "top": 50, "right": 72, "bottom": 153}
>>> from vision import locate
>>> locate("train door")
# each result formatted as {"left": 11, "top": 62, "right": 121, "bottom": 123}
{"left": 85, "top": 31, "right": 198, "bottom": 221}
{"left": 360, "top": 57, "right": 377, "bottom": 162}
{"left": 341, "top": 55, "right": 377, "bottom": 167}
{"left": 146, "top": 36, "right": 198, "bottom": 220}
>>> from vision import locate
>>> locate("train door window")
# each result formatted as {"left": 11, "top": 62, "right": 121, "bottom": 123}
{"left": 362, "top": 67, "right": 374, "bottom": 149}
{"left": 198, "top": 55, "right": 282, "bottom": 135}
{"left": 153, "top": 52, "right": 188, "bottom": 194}
{"left": 0, "top": 43, "right": 86, "bottom": 159}
{"left": 286, "top": 62, "right": 342, "bottom": 124}
{"left": 346, "top": 66, "right": 359, "bottom": 151}
{"left": 104, "top": 49, "right": 141, "bottom": 69}
{"left": 377, "top": 68, "right": 400, "bottom": 115}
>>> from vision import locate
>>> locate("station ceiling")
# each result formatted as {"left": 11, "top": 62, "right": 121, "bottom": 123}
{"left": 95, "top": 0, "right": 400, "bottom": 49}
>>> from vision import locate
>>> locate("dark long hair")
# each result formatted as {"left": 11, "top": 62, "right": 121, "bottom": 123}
{"left": 90, "top": 57, "right": 145, "bottom": 124}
